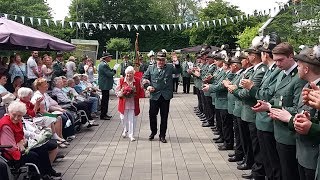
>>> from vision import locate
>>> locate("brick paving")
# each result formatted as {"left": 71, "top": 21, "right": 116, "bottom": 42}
{"left": 54, "top": 92, "right": 248, "bottom": 180}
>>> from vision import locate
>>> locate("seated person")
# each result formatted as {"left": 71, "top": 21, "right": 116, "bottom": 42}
{"left": 6, "top": 76, "right": 23, "bottom": 94}
{"left": 31, "top": 78, "right": 76, "bottom": 141}
{"left": 72, "top": 75, "right": 99, "bottom": 114}
{"left": 0, "top": 74, "right": 18, "bottom": 97}
{"left": 52, "top": 77, "right": 98, "bottom": 126}
{"left": 0, "top": 101, "right": 61, "bottom": 179}
{"left": 17, "top": 87, "right": 68, "bottom": 148}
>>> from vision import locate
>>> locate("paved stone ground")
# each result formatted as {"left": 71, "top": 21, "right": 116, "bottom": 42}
{"left": 54, "top": 91, "right": 249, "bottom": 180}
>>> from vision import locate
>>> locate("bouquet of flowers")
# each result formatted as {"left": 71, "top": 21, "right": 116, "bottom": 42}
{"left": 122, "top": 85, "right": 136, "bottom": 98}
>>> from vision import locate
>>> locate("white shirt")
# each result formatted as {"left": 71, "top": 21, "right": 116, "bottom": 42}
{"left": 284, "top": 62, "right": 297, "bottom": 75}
{"left": 253, "top": 62, "right": 263, "bottom": 71}
{"left": 269, "top": 62, "right": 276, "bottom": 70}
{"left": 27, "top": 56, "right": 38, "bottom": 79}
{"left": 31, "top": 91, "right": 58, "bottom": 112}
{"left": 0, "top": 85, "right": 8, "bottom": 94}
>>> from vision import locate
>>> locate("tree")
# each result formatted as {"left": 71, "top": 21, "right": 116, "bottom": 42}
{"left": 106, "top": 38, "right": 131, "bottom": 58}
{"left": 237, "top": 23, "right": 263, "bottom": 49}
{"left": 264, "top": 0, "right": 320, "bottom": 49}
{"left": 184, "top": 0, "right": 263, "bottom": 48}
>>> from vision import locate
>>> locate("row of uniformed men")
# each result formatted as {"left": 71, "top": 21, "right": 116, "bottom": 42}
{"left": 192, "top": 42, "right": 320, "bottom": 180}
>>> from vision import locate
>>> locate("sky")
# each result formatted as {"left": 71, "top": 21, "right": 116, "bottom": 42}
{"left": 47, "top": 0, "right": 289, "bottom": 21}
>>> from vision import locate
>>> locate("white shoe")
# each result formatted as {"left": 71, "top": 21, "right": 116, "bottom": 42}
{"left": 122, "top": 131, "right": 127, "bottom": 138}
{"left": 130, "top": 137, "right": 136, "bottom": 142}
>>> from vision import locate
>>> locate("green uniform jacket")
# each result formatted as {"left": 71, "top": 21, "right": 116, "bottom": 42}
{"left": 210, "top": 69, "right": 226, "bottom": 106}
{"left": 193, "top": 64, "right": 203, "bottom": 89}
{"left": 210, "top": 71, "right": 236, "bottom": 110}
{"left": 288, "top": 81, "right": 320, "bottom": 170}
{"left": 181, "top": 61, "right": 191, "bottom": 78}
{"left": 270, "top": 66, "right": 307, "bottom": 145}
{"left": 250, "top": 64, "right": 281, "bottom": 132}
{"left": 204, "top": 64, "right": 217, "bottom": 97}
{"left": 142, "top": 64, "right": 174, "bottom": 101}
{"left": 227, "top": 69, "right": 244, "bottom": 115}
{"left": 232, "top": 70, "right": 247, "bottom": 117}
{"left": 98, "top": 61, "right": 116, "bottom": 90}
{"left": 234, "top": 63, "right": 267, "bottom": 122}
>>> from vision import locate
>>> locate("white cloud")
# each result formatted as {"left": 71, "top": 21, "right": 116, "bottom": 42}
{"left": 47, "top": 0, "right": 72, "bottom": 20}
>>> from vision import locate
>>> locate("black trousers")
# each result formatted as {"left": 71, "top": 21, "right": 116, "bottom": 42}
{"left": 196, "top": 88, "right": 203, "bottom": 112}
{"left": 0, "top": 158, "right": 10, "bottom": 180}
{"left": 205, "top": 96, "right": 214, "bottom": 125}
{"left": 199, "top": 90, "right": 206, "bottom": 115}
{"left": 233, "top": 115, "right": 244, "bottom": 158}
{"left": 149, "top": 95, "right": 171, "bottom": 137}
{"left": 220, "top": 109, "right": 234, "bottom": 147}
{"left": 101, "top": 90, "right": 110, "bottom": 118}
{"left": 173, "top": 78, "right": 179, "bottom": 92}
{"left": 238, "top": 118, "right": 254, "bottom": 166}
{"left": 182, "top": 77, "right": 191, "bottom": 93}
{"left": 257, "top": 130, "right": 281, "bottom": 180}
{"left": 276, "top": 142, "right": 299, "bottom": 180}
{"left": 74, "top": 101, "right": 93, "bottom": 120}
{"left": 248, "top": 122, "right": 265, "bottom": 178}
{"left": 298, "top": 163, "right": 315, "bottom": 180}
{"left": 215, "top": 109, "right": 223, "bottom": 138}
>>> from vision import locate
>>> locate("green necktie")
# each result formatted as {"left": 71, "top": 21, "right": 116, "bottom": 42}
{"left": 275, "top": 71, "right": 285, "bottom": 89}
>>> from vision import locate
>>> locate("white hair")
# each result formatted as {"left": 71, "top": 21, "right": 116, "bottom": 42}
{"left": 125, "top": 66, "right": 135, "bottom": 74}
{"left": 53, "top": 77, "right": 62, "bottom": 87}
{"left": 8, "top": 101, "right": 27, "bottom": 115}
{"left": 17, "top": 87, "right": 33, "bottom": 98}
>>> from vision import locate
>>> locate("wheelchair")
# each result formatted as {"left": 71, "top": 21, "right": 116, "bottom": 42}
{"left": 0, "top": 145, "right": 41, "bottom": 180}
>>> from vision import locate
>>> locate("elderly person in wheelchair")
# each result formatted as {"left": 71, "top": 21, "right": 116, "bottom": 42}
{"left": 0, "top": 101, "right": 61, "bottom": 180}
{"left": 52, "top": 77, "right": 98, "bottom": 128}
{"left": 31, "top": 78, "right": 76, "bottom": 142}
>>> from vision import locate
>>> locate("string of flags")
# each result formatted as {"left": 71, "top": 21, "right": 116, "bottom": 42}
{"left": 0, "top": 3, "right": 290, "bottom": 32}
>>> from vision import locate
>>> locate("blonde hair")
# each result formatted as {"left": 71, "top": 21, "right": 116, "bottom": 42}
{"left": 33, "top": 78, "right": 47, "bottom": 90}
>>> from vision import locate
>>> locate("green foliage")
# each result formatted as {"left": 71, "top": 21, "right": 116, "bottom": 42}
{"left": 237, "top": 23, "right": 263, "bottom": 49}
{"left": 264, "top": 0, "right": 320, "bottom": 50}
{"left": 184, "top": 0, "right": 264, "bottom": 48}
{"left": 106, "top": 38, "right": 131, "bottom": 52}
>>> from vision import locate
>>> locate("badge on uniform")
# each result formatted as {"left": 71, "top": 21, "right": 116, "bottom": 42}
{"left": 261, "top": 67, "right": 265, "bottom": 72}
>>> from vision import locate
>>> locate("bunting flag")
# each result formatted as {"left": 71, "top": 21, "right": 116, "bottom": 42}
{"left": 113, "top": 24, "right": 118, "bottom": 30}
{"left": 76, "top": 22, "right": 81, "bottom": 29}
{"left": 134, "top": 25, "right": 139, "bottom": 31}
{"left": 37, "top": 18, "right": 41, "bottom": 26}
{"left": 160, "top": 24, "right": 165, "bottom": 30}
{"left": 0, "top": 3, "right": 291, "bottom": 31}
{"left": 45, "top": 19, "right": 49, "bottom": 26}
{"left": 127, "top": 24, "right": 131, "bottom": 31}
{"left": 84, "top": 22, "right": 89, "bottom": 29}
{"left": 69, "top": 21, "right": 73, "bottom": 28}
{"left": 166, "top": 24, "right": 170, "bottom": 31}
{"left": 229, "top": 17, "right": 234, "bottom": 23}
{"left": 53, "top": 20, "right": 57, "bottom": 26}
{"left": 106, "top": 24, "right": 111, "bottom": 30}
{"left": 21, "top": 16, "right": 25, "bottom": 24}
{"left": 61, "top": 20, "right": 64, "bottom": 28}
{"left": 29, "top": 17, "right": 33, "bottom": 25}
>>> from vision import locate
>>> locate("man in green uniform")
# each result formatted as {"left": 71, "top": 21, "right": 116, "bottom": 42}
{"left": 142, "top": 51, "right": 174, "bottom": 143}
{"left": 98, "top": 52, "right": 116, "bottom": 120}
{"left": 253, "top": 42, "right": 307, "bottom": 180}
